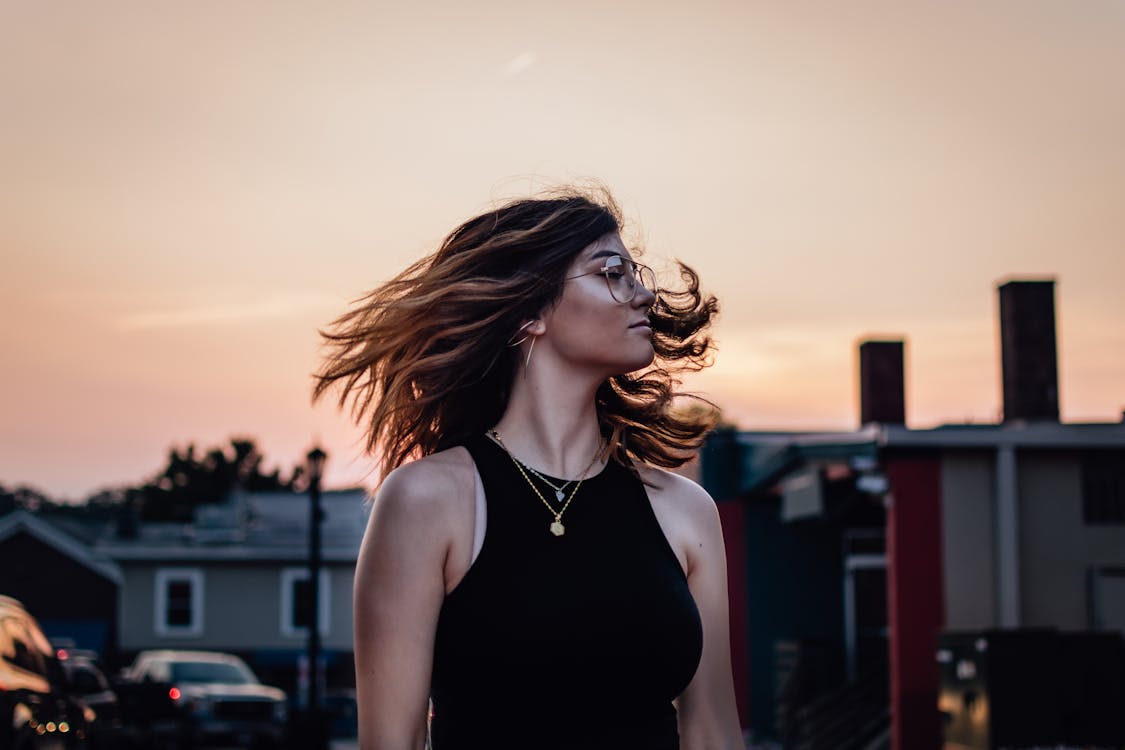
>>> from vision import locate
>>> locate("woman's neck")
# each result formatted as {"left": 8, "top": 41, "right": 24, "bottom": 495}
{"left": 491, "top": 354, "right": 606, "bottom": 479}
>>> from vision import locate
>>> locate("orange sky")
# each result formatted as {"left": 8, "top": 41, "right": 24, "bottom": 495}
{"left": 2, "top": 1, "right": 1123, "bottom": 499}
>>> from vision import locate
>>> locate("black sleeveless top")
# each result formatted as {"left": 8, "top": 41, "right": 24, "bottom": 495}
{"left": 429, "top": 434, "right": 703, "bottom": 750}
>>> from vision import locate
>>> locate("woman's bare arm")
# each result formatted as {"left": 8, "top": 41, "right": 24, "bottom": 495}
{"left": 353, "top": 454, "right": 469, "bottom": 750}
{"left": 654, "top": 471, "right": 744, "bottom": 750}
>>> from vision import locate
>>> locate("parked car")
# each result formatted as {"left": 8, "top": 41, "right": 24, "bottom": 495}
{"left": 0, "top": 595, "right": 97, "bottom": 749}
{"left": 117, "top": 650, "right": 287, "bottom": 749}
{"left": 58, "top": 652, "right": 125, "bottom": 747}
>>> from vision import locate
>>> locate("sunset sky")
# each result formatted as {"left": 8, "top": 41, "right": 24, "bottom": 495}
{"left": 3, "top": 1, "right": 1123, "bottom": 499}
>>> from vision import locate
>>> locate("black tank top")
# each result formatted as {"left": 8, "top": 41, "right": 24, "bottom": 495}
{"left": 430, "top": 434, "right": 703, "bottom": 750}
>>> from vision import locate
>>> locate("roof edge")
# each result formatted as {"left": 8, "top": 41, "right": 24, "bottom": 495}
{"left": 0, "top": 510, "right": 123, "bottom": 585}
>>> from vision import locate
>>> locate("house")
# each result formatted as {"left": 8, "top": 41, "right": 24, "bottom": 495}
{"left": 93, "top": 488, "right": 370, "bottom": 692}
{"left": 701, "top": 280, "right": 1125, "bottom": 749}
{"left": 1, "top": 488, "right": 371, "bottom": 698}
{"left": 0, "top": 509, "right": 123, "bottom": 659}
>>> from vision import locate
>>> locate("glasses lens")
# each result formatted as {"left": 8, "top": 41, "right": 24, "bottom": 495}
{"left": 602, "top": 257, "right": 629, "bottom": 303}
{"left": 602, "top": 257, "right": 657, "bottom": 303}
{"left": 638, "top": 265, "right": 657, "bottom": 296}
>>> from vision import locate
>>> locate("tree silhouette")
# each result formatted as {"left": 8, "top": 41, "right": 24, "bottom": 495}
{"left": 0, "top": 484, "right": 55, "bottom": 515}
{"left": 136, "top": 437, "right": 303, "bottom": 522}
{"left": 2, "top": 438, "right": 306, "bottom": 525}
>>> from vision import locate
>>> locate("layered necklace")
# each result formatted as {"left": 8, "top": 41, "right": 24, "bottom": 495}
{"left": 487, "top": 429, "right": 604, "bottom": 537}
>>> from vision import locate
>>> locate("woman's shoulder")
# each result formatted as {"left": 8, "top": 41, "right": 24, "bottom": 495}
{"left": 373, "top": 446, "right": 477, "bottom": 527}
{"left": 636, "top": 464, "right": 717, "bottom": 517}
{"left": 636, "top": 464, "right": 723, "bottom": 577}
{"left": 357, "top": 447, "right": 478, "bottom": 597}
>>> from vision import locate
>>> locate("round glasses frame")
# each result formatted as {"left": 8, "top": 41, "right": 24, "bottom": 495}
{"left": 565, "top": 256, "right": 658, "bottom": 304}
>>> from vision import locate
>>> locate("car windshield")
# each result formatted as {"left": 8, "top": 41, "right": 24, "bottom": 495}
{"left": 170, "top": 661, "right": 254, "bottom": 684}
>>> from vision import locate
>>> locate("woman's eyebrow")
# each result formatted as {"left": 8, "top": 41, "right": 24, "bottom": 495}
{"left": 588, "top": 249, "right": 625, "bottom": 261}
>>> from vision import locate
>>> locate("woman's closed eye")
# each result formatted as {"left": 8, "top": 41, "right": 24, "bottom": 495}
{"left": 599, "top": 255, "right": 630, "bottom": 278}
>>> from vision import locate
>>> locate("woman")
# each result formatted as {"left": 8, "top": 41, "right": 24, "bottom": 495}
{"left": 313, "top": 185, "right": 743, "bottom": 749}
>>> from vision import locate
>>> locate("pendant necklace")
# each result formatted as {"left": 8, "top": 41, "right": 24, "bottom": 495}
{"left": 486, "top": 430, "right": 575, "bottom": 504}
{"left": 487, "top": 429, "right": 603, "bottom": 537}
{"left": 524, "top": 466, "right": 572, "bottom": 503}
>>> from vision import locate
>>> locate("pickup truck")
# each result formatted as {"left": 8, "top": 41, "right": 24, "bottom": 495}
{"left": 116, "top": 650, "right": 287, "bottom": 749}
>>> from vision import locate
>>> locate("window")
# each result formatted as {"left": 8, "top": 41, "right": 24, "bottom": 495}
{"left": 1088, "top": 566, "right": 1125, "bottom": 630}
{"left": 280, "top": 568, "right": 330, "bottom": 638}
{"left": 154, "top": 568, "right": 204, "bottom": 637}
{"left": 1082, "top": 450, "right": 1125, "bottom": 525}
{"left": 170, "top": 660, "right": 254, "bottom": 684}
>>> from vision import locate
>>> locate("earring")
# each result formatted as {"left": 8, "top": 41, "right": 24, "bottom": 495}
{"left": 507, "top": 320, "right": 534, "bottom": 347}
{"left": 508, "top": 323, "right": 537, "bottom": 377}
{"left": 524, "top": 335, "right": 536, "bottom": 374}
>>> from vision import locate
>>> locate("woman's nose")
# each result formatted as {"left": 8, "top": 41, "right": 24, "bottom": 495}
{"left": 633, "top": 280, "right": 657, "bottom": 308}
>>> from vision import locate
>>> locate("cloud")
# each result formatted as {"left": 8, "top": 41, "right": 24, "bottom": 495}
{"left": 116, "top": 291, "right": 342, "bottom": 331}
{"left": 504, "top": 52, "right": 536, "bottom": 77}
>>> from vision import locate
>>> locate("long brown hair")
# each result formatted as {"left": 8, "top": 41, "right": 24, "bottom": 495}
{"left": 311, "top": 184, "right": 719, "bottom": 481}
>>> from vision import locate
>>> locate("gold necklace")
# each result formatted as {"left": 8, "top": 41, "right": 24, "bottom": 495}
{"left": 486, "top": 431, "right": 577, "bottom": 503}
{"left": 487, "top": 429, "right": 603, "bottom": 537}
{"left": 523, "top": 466, "right": 573, "bottom": 502}
{"left": 486, "top": 434, "right": 574, "bottom": 500}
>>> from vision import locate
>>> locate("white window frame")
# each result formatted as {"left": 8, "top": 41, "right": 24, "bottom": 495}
{"left": 154, "top": 567, "right": 204, "bottom": 638}
{"left": 280, "top": 567, "right": 330, "bottom": 638}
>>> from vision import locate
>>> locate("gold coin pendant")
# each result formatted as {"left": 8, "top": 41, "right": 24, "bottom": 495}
{"left": 549, "top": 520, "right": 565, "bottom": 537}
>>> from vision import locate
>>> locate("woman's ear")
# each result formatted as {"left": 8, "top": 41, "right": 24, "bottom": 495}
{"left": 507, "top": 318, "right": 546, "bottom": 347}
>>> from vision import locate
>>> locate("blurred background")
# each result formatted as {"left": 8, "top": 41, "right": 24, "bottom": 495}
{"left": 3, "top": 0, "right": 1123, "bottom": 499}
{"left": 2, "top": 2, "right": 1123, "bottom": 749}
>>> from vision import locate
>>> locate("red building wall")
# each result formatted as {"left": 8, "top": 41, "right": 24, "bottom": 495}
{"left": 717, "top": 499, "right": 750, "bottom": 728}
{"left": 885, "top": 456, "right": 945, "bottom": 750}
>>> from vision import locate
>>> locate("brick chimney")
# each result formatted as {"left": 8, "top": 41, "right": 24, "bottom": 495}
{"left": 998, "top": 279, "right": 1059, "bottom": 422}
{"left": 859, "top": 339, "right": 906, "bottom": 426}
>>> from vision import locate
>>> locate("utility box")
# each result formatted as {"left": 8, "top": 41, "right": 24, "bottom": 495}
{"left": 1057, "top": 631, "right": 1125, "bottom": 746}
{"left": 938, "top": 630, "right": 1062, "bottom": 749}
{"left": 938, "top": 629, "right": 1125, "bottom": 750}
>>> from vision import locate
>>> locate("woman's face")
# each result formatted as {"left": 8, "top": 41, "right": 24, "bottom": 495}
{"left": 537, "top": 233, "right": 657, "bottom": 376}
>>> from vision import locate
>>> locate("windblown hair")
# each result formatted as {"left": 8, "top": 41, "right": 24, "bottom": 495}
{"left": 311, "top": 184, "right": 719, "bottom": 481}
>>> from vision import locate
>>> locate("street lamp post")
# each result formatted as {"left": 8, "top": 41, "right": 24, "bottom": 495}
{"left": 305, "top": 446, "right": 327, "bottom": 748}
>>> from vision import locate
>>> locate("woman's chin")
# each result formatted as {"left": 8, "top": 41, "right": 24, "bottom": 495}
{"left": 620, "top": 347, "right": 656, "bottom": 374}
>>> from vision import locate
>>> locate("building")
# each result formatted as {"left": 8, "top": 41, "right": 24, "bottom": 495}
{"left": 0, "top": 509, "right": 123, "bottom": 659}
{"left": 702, "top": 280, "right": 1125, "bottom": 749}
{"left": 0, "top": 488, "right": 370, "bottom": 697}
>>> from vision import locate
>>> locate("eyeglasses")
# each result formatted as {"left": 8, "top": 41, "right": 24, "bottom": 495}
{"left": 565, "top": 255, "right": 658, "bottom": 304}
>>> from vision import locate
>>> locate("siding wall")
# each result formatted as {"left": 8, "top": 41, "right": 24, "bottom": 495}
{"left": 939, "top": 449, "right": 1125, "bottom": 631}
{"left": 940, "top": 452, "right": 997, "bottom": 629}
{"left": 118, "top": 565, "right": 154, "bottom": 649}
{"left": 330, "top": 564, "right": 354, "bottom": 648}
{"left": 1019, "top": 451, "right": 1125, "bottom": 628}
{"left": 118, "top": 562, "right": 355, "bottom": 651}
